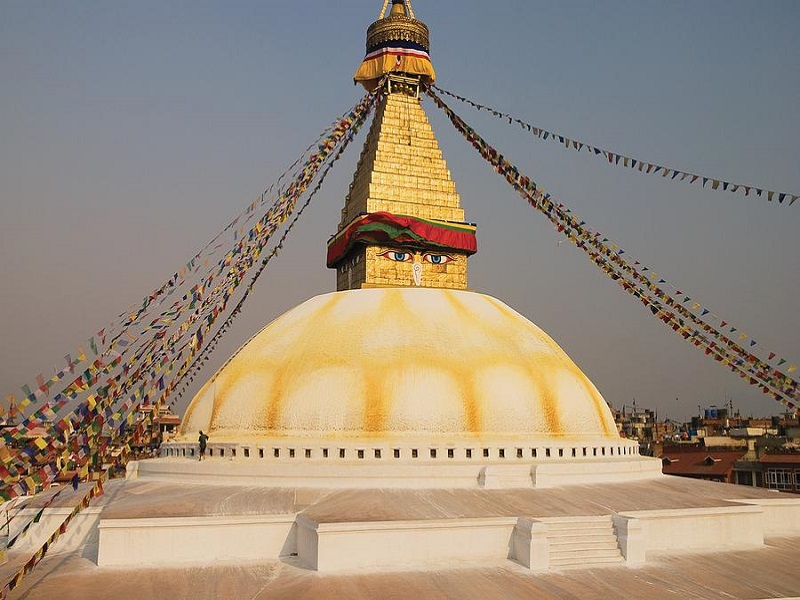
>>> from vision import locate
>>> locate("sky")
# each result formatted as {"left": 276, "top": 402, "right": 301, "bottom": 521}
{"left": 1, "top": 1, "right": 798, "bottom": 423}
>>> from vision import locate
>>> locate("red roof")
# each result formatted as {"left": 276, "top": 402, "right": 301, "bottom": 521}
{"left": 760, "top": 453, "right": 800, "bottom": 464}
{"left": 660, "top": 450, "right": 746, "bottom": 477}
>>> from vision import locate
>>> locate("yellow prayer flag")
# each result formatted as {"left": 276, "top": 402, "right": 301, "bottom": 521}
{"left": 34, "top": 437, "right": 48, "bottom": 450}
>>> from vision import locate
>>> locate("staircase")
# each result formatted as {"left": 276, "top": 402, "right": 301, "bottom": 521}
{"left": 538, "top": 515, "right": 624, "bottom": 569}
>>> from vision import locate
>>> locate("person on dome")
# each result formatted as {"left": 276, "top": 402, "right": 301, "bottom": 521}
{"left": 198, "top": 430, "right": 209, "bottom": 461}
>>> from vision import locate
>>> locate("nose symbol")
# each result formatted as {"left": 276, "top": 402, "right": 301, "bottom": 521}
{"left": 412, "top": 263, "right": 422, "bottom": 286}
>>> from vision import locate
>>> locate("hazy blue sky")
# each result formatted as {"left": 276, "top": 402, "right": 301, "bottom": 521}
{"left": 1, "top": 1, "right": 798, "bottom": 422}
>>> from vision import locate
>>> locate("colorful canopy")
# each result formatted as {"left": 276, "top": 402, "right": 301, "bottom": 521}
{"left": 354, "top": 39, "right": 436, "bottom": 90}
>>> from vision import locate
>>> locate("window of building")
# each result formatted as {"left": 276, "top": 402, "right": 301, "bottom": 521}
{"left": 357, "top": 449, "right": 364, "bottom": 459}
{"left": 483, "top": 448, "right": 489, "bottom": 458}
{"left": 323, "top": 448, "right": 329, "bottom": 458}
{"left": 374, "top": 449, "right": 382, "bottom": 459}
{"left": 274, "top": 448, "right": 280, "bottom": 458}
{"left": 339, "top": 448, "right": 346, "bottom": 458}
{"left": 499, "top": 448, "right": 505, "bottom": 459}
{"left": 288, "top": 448, "right": 295, "bottom": 458}
{"left": 466, "top": 449, "right": 472, "bottom": 459}
{"left": 243, "top": 448, "right": 250, "bottom": 458}
{"left": 766, "top": 468, "right": 793, "bottom": 491}
{"left": 430, "top": 448, "right": 437, "bottom": 459}
{"left": 447, "top": 448, "right": 454, "bottom": 459}
{"left": 259, "top": 448, "right": 264, "bottom": 459}
{"left": 394, "top": 448, "right": 400, "bottom": 458}
{"left": 305, "top": 449, "right": 312, "bottom": 459}
{"left": 412, "top": 449, "right": 418, "bottom": 458}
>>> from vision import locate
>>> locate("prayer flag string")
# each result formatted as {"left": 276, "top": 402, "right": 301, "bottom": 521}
{"left": 3, "top": 105, "right": 356, "bottom": 414}
{"left": 432, "top": 85, "right": 798, "bottom": 207}
{"left": 1, "top": 89, "right": 379, "bottom": 504}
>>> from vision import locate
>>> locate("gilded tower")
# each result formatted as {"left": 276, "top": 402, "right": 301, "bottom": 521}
{"left": 327, "top": 0, "right": 477, "bottom": 291}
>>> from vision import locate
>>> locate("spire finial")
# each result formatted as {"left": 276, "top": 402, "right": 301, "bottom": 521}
{"left": 355, "top": 0, "right": 434, "bottom": 90}
{"left": 379, "top": 0, "right": 415, "bottom": 19}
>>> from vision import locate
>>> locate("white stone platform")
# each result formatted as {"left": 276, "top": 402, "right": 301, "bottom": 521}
{"left": 5, "top": 472, "right": 800, "bottom": 599}
{"left": 80, "top": 462, "right": 800, "bottom": 573}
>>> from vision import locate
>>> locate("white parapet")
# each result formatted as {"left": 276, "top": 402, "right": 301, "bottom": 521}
{"left": 97, "top": 514, "right": 296, "bottom": 567}
{"left": 615, "top": 504, "right": 764, "bottom": 557}
{"left": 531, "top": 457, "right": 663, "bottom": 488}
{"left": 612, "top": 514, "right": 645, "bottom": 566}
{"left": 731, "top": 497, "right": 800, "bottom": 537}
{"left": 510, "top": 518, "right": 549, "bottom": 570}
{"left": 296, "top": 515, "right": 519, "bottom": 572}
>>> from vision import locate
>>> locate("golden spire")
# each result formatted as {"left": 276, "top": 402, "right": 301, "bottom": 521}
{"left": 328, "top": 1, "right": 476, "bottom": 292}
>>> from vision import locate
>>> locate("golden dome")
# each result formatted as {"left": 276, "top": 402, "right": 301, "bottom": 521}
{"left": 179, "top": 288, "right": 618, "bottom": 442}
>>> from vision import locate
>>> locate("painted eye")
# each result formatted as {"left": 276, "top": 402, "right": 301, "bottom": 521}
{"left": 423, "top": 253, "right": 454, "bottom": 265}
{"left": 378, "top": 250, "right": 413, "bottom": 262}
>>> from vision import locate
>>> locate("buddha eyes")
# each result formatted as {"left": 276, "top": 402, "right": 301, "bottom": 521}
{"left": 378, "top": 250, "right": 455, "bottom": 265}
{"left": 379, "top": 250, "right": 412, "bottom": 262}
{"left": 423, "top": 254, "right": 454, "bottom": 265}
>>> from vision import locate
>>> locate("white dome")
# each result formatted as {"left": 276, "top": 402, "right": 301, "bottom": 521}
{"left": 179, "top": 288, "right": 619, "bottom": 442}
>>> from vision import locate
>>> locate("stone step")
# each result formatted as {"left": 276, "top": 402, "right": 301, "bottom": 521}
{"left": 548, "top": 539, "right": 620, "bottom": 552}
{"left": 538, "top": 515, "right": 612, "bottom": 522}
{"left": 547, "top": 529, "right": 616, "bottom": 540}
{"left": 539, "top": 516, "right": 612, "bottom": 527}
{"left": 551, "top": 547, "right": 622, "bottom": 560}
{"left": 550, "top": 555, "right": 626, "bottom": 569}
{"left": 545, "top": 526, "right": 614, "bottom": 538}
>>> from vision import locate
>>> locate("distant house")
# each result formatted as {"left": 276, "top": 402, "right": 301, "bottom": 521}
{"left": 660, "top": 446, "right": 747, "bottom": 483}
{"left": 760, "top": 452, "right": 800, "bottom": 494}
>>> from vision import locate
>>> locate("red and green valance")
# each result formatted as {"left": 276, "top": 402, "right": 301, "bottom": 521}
{"left": 327, "top": 212, "right": 477, "bottom": 267}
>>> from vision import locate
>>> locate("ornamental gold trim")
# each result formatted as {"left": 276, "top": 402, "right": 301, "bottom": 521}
{"left": 366, "top": 16, "right": 430, "bottom": 52}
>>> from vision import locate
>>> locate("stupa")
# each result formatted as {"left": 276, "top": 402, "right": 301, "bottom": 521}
{"left": 167, "top": 0, "right": 657, "bottom": 489}
{"left": 6, "top": 3, "right": 800, "bottom": 597}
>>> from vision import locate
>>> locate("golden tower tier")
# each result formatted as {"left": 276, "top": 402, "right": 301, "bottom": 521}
{"left": 328, "top": 78, "right": 477, "bottom": 290}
